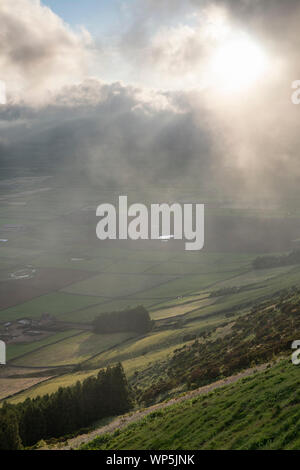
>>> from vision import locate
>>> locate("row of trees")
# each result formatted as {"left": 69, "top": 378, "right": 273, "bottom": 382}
{"left": 209, "top": 284, "right": 254, "bottom": 298}
{"left": 93, "top": 306, "right": 153, "bottom": 334}
{"left": 0, "top": 363, "right": 132, "bottom": 449}
{"left": 253, "top": 249, "right": 300, "bottom": 269}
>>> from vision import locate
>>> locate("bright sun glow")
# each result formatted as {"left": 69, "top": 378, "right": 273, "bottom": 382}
{"left": 210, "top": 33, "right": 268, "bottom": 93}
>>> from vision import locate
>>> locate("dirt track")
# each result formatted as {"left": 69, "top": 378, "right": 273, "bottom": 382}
{"left": 53, "top": 361, "right": 273, "bottom": 450}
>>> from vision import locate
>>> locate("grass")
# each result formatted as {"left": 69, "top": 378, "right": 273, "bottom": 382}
{"left": 2, "top": 253, "right": 299, "bottom": 404}
{"left": 132, "top": 271, "right": 242, "bottom": 301}
{"left": 213, "top": 265, "right": 295, "bottom": 289}
{"left": 0, "top": 260, "right": 20, "bottom": 273}
{"left": 145, "top": 254, "right": 252, "bottom": 276}
{"left": 32, "top": 254, "right": 115, "bottom": 272}
{"left": 150, "top": 295, "right": 214, "bottom": 320}
{"left": 0, "top": 292, "right": 101, "bottom": 322}
{"left": 104, "top": 259, "right": 159, "bottom": 274}
{"left": 0, "top": 376, "right": 54, "bottom": 401}
{"left": 11, "top": 331, "right": 136, "bottom": 367}
{"left": 186, "top": 265, "right": 300, "bottom": 321}
{"left": 2, "top": 314, "right": 227, "bottom": 404}
{"left": 0, "top": 249, "right": 256, "bottom": 325}
{"left": 59, "top": 298, "right": 155, "bottom": 323}
{"left": 82, "top": 359, "right": 300, "bottom": 450}
{"left": 85, "top": 313, "right": 228, "bottom": 371}
{"left": 3, "top": 312, "right": 228, "bottom": 404}
{"left": 60, "top": 252, "right": 254, "bottom": 302}
{"left": 7, "top": 330, "right": 81, "bottom": 361}
{"left": 5, "top": 368, "right": 104, "bottom": 405}
{"left": 61, "top": 272, "right": 176, "bottom": 298}
{"left": 149, "top": 294, "right": 209, "bottom": 311}
{"left": 0, "top": 246, "right": 43, "bottom": 260}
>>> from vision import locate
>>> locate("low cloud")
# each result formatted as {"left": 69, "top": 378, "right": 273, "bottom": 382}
{"left": 1, "top": 0, "right": 300, "bottom": 204}
{"left": 0, "top": 79, "right": 217, "bottom": 194}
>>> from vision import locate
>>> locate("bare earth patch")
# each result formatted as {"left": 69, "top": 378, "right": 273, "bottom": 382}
{"left": 0, "top": 376, "right": 54, "bottom": 401}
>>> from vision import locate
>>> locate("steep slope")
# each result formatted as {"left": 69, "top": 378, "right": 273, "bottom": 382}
{"left": 81, "top": 359, "right": 300, "bottom": 450}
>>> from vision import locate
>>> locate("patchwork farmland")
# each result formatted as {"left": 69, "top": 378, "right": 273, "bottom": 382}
{"left": 1, "top": 175, "right": 300, "bottom": 433}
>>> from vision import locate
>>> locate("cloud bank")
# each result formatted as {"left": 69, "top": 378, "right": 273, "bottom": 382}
{"left": 0, "top": 0, "right": 300, "bottom": 203}
{"left": 0, "top": 0, "right": 92, "bottom": 104}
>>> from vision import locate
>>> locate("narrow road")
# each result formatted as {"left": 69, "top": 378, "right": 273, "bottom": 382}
{"left": 53, "top": 361, "right": 273, "bottom": 450}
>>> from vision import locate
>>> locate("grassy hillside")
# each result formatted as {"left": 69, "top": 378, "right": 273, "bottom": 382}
{"left": 82, "top": 359, "right": 300, "bottom": 450}
{"left": 5, "top": 284, "right": 300, "bottom": 406}
{"left": 116, "top": 286, "right": 299, "bottom": 406}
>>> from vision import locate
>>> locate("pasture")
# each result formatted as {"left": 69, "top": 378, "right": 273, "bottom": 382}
{"left": 11, "top": 331, "right": 135, "bottom": 367}
{"left": 1, "top": 175, "right": 300, "bottom": 405}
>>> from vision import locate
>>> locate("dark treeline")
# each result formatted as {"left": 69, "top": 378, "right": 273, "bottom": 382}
{"left": 93, "top": 306, "right": 153, "bottom": 334}
{"left": 253, "top": 249, "right": 300, "bottom": 269}
{"left": 0, "top": 363, "right": 132, "bottom": 450}
{"left": 209, "top": 284, "right": 257, "bottom": 298}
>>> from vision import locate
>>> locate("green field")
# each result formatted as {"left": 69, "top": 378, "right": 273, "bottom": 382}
{"left": 150, "top": 294, "right": 214, "bottom": 320}
{"left": 32, "top": 254, "right": 115, "bottom": 272}
{"left": 59, "top": 298, "right": 156, "bottom": 323}
{"left": 180, "top": 265, "right": 300, "bottom": 323}
{"left": 1, "top": 175, "right": 300, "bottom": 424}
{"left": 4, "top": 259, "right": 300, "bottom": 403}
{"left": 132, "top": 271, "right": 242, "bottom": 301}
{"left": 61, "top": 272, "right": 176, "bottom": 297}
{"left": 11, "top": 331, "right": 136, "bottom": 367}
{"left": 3, "top": 313, "right": 227, "bottom": 404}
{"left": 212, "top": 265, "right": 296, "bottom": 289}
{"left": 104, "top": 259, "right": 159, "bottom": 274}
{"left": 82, "top": 359, "right": 300, "bottom": 450}
{"left": 84, "top": 313, "right": 229, "bottom": 372}
{"left": 5, "top": 368, "right": 104, "bottom": 405}
{"left": 7, "top": 330, "right": 81, "bottom": 361}
{"left": 0, "top": 292, "right": 101, "bottom": 322}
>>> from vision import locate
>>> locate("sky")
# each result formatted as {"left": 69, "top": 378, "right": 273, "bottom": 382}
{"left": 42, "top": 0, "right": 129, "bottom": 36}
{"left": 40, "top": 0, "right": 197, "bottom": 86}
{"left": 0, "top": 0, "right": 300, "bottom": 200}
{"left": 1, "top": 0, "right": 288, "bottom": 94}
{"left": 41, "top": 0, "right": 135, "bottom": 83}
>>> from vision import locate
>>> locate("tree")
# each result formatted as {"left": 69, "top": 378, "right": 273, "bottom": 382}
{"left": 0, "top": 405, "right": 22, "bottom": 450}
{"left": 93, "top": 306, "right": 153, "bottom": 334}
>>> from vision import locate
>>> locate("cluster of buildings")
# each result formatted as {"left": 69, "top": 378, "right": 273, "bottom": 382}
{"left": 0, "top": 313, "right": 56, "bottom": 344}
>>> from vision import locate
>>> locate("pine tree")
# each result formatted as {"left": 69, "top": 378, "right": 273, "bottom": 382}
{"left": 0, "top": 406, "right": 22, "bottom": 450}
{"left": 19, "top": 399, "right": 46, "bottom": 446}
